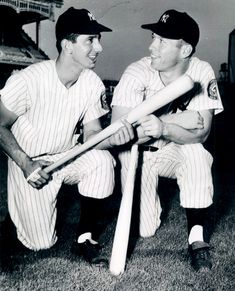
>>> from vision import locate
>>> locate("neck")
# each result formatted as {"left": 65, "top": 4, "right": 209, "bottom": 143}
{"left": 56, "top": 55, "right": 83, "bottom": 89}
{"left": 160, "top": 58, "right": 190, "bottom": 86}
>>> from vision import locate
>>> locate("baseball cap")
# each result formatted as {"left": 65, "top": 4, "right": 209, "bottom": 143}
{"left": 141, "top": 9, "right": 200, "bottom": 48}
{"left": 56, "top": 7, "right": 112, "bottom": 41}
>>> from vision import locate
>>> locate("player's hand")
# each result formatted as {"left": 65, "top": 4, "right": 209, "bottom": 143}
{"left": 23, "top": 159, "right": 53, "bottom": 189}
{"left": 135, "top": 114, "right": 163, "bottom": 139}
{"left": 108, "top": 119, "right": 135, "bottom": 146}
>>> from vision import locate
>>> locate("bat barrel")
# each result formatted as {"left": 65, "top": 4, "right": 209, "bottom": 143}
{"left": 109, "top": 145, "right": 139, "bottom": 276}
{"left": 126, "top": 74, "right": 194, "bottom": 124}
{"left": 44, "top": 121, "right": 123, "bottom": 174}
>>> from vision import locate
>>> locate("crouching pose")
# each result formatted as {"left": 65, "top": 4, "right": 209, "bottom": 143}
{"left": 111, "top": 9, "right": 223, "bottom": 271}
{"left": 0, "top": 7, "right": 134, "bottom": 267}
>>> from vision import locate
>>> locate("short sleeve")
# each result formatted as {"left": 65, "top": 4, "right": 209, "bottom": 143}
{"left": 186, "top": 59, "right": 223, "bottom": 115}
{"left": 0, "top": 72, "right": 30, "bottom": 116}
{"left": 112, "top": 63, "right": 147, "bottom": 108}
{"left": 82, "top": 71, "right": 109, "bottom": 124}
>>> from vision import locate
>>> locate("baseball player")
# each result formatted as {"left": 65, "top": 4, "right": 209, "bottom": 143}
{"left": 0, "top": 7, "right": 134, "bottom": 267}
{"left": 111, "top": 9, "right": 223, "bottom": 271}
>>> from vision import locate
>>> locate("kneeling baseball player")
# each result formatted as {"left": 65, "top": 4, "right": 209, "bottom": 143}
{"left": 0, "top": 7, "right": 135, "bottom": 269}
{"left": 111, "top": 9, "right": 223, "bottom": 271}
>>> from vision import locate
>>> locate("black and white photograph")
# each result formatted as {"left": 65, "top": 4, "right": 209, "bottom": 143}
{"left": 0, "top": 0, "right": 234, "bottom": 290}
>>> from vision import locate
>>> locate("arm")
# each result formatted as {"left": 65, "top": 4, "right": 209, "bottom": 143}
{"left": 137, "top": 109, "right": 213, "bottom": 144}
{"left": 111, "top": 105, "right": 153, "bottom": 145}
{"left": 160, "top": 110, "right": 204, "bottom": 130}
{"left": 82, "top": 116, "right": 135, "bottom": 150}
{"left": 0, "top": 100, "right": 51, "bottom": 188}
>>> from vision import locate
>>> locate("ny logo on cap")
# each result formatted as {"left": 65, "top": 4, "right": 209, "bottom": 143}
{"left": 161, "top": 13, "right": 169, "bottom": 23}
{"left": 88, "top": 12, "right": 96, "bottom": 21}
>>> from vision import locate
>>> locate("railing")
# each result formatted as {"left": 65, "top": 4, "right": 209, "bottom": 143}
{"left": 0, "top": 0, "right": 55, "bottom": 20}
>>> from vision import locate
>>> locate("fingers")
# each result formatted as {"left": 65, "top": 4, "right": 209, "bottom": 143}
{"left": 26, "top": 167, "right": 41, "bottom": 183}
{"left": 26, "top": 160, "right": 52, "bottom": 188}
{"left": 134, "top": 115, "right": 152, "bottom": 126}
{"left": 120, "top": 119, "right": 135, "bottom": 140}
{"left": 136, "top": 115, "right": 162, "bottom": 138}
{"left": 26, "top": 167, "right": 47, "bottom": 189}
{"left": 109, "top": 119, "right": 135, "bottom": 146}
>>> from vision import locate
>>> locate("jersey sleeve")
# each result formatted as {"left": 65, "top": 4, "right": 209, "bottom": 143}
{"left": 186, "top": 60, "right": 223, "bottom": 115}
{"left": 111, "top": 62, "right": 147, "bottom": 108}
{"left": 0, "top": 72, "right": 31, "bottom": 116}
{"left": 83, "top": 71, "right": 109, "bottom": 124}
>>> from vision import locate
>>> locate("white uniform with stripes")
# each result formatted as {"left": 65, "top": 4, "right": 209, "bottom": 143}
{"left": 0, "top": 60, "right": 115, "bottom": 250}
{"left": 111, "top": 56, "right": 223, "bottom": 237}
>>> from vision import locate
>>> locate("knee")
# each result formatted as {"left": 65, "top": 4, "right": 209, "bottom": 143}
{"left": 181, "top": 144, "right": 213, "bottom": 176}
{"left": 78, "top": 150, "right": 116, "bottom": 197}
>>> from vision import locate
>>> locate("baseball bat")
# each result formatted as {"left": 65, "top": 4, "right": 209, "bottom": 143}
{"left": 44, "top": 74, "right": 193, "bottom": 174}
{"left": 109, "top": 144, "right": 139, "bottom": 276}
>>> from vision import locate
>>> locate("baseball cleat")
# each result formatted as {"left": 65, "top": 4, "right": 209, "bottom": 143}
{"left": 71, "top": 240, "right": 108, "bottom": 265}
{"left": 188, "top": 241, "right": 212, "bottom": 272}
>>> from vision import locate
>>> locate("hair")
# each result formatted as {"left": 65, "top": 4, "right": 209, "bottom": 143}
{"left": 56, "top": 33, "right": 80, "bottom": 53}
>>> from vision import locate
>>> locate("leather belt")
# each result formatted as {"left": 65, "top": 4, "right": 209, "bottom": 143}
{"left": 138, "top": 145, "right": 158, "bottom": 152}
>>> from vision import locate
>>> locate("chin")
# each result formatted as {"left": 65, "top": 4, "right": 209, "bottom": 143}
{"left": 88, "top": 62, "right": 96, "bottom": 69}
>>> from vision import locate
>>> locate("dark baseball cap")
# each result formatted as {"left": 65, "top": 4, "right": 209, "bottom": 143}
{"left": 56, "top": 7, "right": 112, "bottom": 41}
{"left": 141, "top": 9, "right": 200, "bottom": 48}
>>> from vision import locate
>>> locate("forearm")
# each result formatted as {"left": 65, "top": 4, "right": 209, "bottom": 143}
{"left": 160, "top": 110, "right": 213, "bottom": 143}
{"left": 162, "top": 122, "right": 208, "bottom": 144}
{"left": 0, "top": 126, "right": 31, "bottom": 169}
{"left": 94, "top": 137, "right": 112, "bottom": 150}
{"left": 84, "top": 119, "right": 136, "bottom": 150}
{"left": 160, "top": 113, "right": 185, "bottom": 126}
{"left": 160, "top": 110, "right": 202, "bottom": 129}
{"left": 82, "top": 127, "right": 111, "bottom": 150}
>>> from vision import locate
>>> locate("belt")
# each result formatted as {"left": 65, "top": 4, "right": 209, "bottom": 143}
{"left": 138, "top": 145, "right": 158, "bottom": 152}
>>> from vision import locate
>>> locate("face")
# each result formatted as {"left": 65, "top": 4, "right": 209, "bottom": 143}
{"left": 70, "top": 34, "right": 103, "bottom": 69}
{"left": 149, "top": 33, "right": 183, "bottom": 72}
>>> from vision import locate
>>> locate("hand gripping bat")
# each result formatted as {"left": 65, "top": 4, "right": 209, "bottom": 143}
{"left": 43, "top": 74, "right": 194, "bottom": 174}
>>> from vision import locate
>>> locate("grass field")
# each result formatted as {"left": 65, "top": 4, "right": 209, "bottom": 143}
{"left": 0, "top": 112, "right": 234, "bottom": 290}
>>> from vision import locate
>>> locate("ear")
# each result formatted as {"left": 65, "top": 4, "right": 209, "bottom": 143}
{"left": 181, "top": 44, "right": 193, "bottom": 58}
{"left": 61, "top": 39, "right": 73, "bottom": 54}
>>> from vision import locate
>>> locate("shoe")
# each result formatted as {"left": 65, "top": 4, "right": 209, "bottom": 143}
{"left": 71, "top": 240, "right": 108, "bottom": 265}
{"left": 189, "top": 241, "right": 212, "bottom": 272}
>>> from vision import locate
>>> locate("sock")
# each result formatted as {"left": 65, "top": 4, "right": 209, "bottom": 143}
{"left": 77, "top": 195, "right": 109, "bottom": 242}
{"left": 77, "top": 232, "right": 92, "bottom": 243}
{"left": 188, "top": 225, "right": 204, "bottom": 244}
{"left": 185, "top": 207, "right": 213, "bottom": 244}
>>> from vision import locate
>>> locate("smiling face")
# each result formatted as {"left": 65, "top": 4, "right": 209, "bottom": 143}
{"left": 69, "top": 34, "right": 103, "bottom": 70}
{"left": 149, "top": 33, "right": 183, "bottom": 72}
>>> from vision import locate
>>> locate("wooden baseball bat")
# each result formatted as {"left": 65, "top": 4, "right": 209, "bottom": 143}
{"left": 44, "top": 74, "right": 193, "bottom": 174}
{"left": 109, "top": 144, "right": 139, "bottom": 276}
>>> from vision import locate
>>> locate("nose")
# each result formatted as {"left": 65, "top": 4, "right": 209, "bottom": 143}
{"left": 93, "top": 39, "right": 103, "bottom": 53}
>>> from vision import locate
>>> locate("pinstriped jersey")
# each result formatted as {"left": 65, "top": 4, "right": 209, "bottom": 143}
{"left": 112, "top": 56, "right": 223, "bottom": 148}
{"left": 1, "top": 60, "right": 108, "bottom": 158}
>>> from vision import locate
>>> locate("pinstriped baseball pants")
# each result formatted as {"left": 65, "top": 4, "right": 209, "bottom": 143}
{"left": 7, "top": 149, "right": 115, "bottom": 250}
{"left": 119, "top": 143, "right": 213, "bottom": 238}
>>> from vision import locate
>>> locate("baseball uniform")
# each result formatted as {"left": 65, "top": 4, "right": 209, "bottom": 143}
{"left": 1, "top": 60, "right": 115, "bottom": 250}
{"left": 112, "top": 56, "right": 223, "bottom": 237}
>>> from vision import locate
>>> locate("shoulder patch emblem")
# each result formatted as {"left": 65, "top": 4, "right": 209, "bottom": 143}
{"left": 207, "top": 79, "right": 218, "bottom": 100}
{"left": 101, "top": 91, "right": 109, "bottom": 110}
